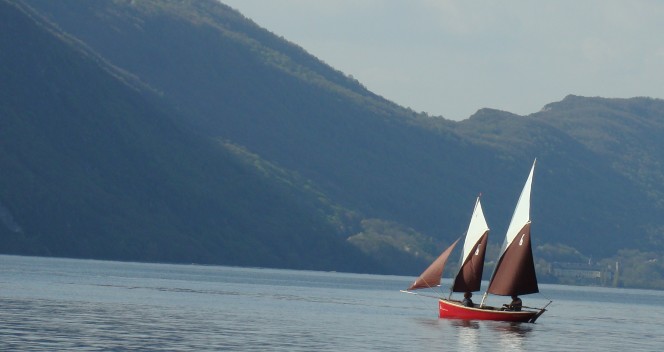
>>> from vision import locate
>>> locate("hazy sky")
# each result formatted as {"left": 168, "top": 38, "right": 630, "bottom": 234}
{"left": 221, "top": 1, "right": 664, "bottom": 121}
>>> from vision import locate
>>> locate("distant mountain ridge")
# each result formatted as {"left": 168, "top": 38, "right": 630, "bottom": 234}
{"left": 3, "top": 0, "right": 664, "bottom": 278}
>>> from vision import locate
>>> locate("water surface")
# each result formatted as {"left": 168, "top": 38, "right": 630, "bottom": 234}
{"left": 1, "top": 255, "right": 663, "bottom": 351}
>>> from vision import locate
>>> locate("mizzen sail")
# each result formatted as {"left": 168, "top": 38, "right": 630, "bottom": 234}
{"left": 407, "top": 238, "right": 460, "bottom": 291}
{"left": 487, "top": 160, "right": 539, "bottom": 296}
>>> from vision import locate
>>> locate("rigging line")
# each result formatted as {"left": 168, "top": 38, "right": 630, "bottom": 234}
{"left": 435, "top": 281, "right": 446, "bottom": 297}
{"left": 400, "top": 290, "right": 440, "bottom": 313}
{"left": 416, "top": 277, "right": 445, "bottom": 297}
{"left": 537, "top": 291, "right": 554, "bottom": 303}
{"left": 399, "top": 290, "right": 441, "bottom": 300}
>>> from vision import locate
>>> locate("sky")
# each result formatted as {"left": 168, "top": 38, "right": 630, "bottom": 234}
{"left": 221, "top": 0, "right": 664, "bottom": 121}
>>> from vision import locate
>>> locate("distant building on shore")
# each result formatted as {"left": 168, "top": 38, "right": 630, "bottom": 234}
{"left": 548, "top": 261, "right": 616, "bottom": 286}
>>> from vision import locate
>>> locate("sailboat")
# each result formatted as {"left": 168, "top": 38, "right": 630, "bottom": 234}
{"left": 403, "top": 160, "right": 551, "bottom": 323}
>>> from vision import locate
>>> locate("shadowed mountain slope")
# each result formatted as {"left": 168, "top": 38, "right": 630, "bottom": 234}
{"left": 0, "top": 0, "right": 382, "bottom": 272}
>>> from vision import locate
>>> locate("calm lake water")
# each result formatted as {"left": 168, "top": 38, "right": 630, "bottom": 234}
{"left": 1, "top": 255, "right": 664, "bottom": 351}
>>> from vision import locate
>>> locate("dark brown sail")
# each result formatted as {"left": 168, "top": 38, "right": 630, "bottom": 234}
{"left": 452, "top": 231, "right": 489, "bottom": 292}
{"left": 487, "top": 223, "right": 539, "bottom": 296}
{"left": 406, "top": 238, "right": 459, "bottom": 291}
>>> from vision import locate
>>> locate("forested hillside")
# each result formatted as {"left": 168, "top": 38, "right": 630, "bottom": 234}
{"left": 0, "top": 0, "right": 381, "bottom": 272}
{"left": 3, "top": 0, "right": 664, "bottom": 285}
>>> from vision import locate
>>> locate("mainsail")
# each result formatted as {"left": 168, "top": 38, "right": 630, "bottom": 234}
{"left": 452, "top": 197, "right": 489, "bottom": 292}
{"left": 406, "top": 238, "right": 460, "bottom": 291}
{"left": 487, "top": 160, "right": 539, "bottom": 296}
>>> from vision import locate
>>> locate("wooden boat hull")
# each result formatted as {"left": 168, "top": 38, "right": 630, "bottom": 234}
{"left": 439, "top": 299, "right": 542, "bottom": 323}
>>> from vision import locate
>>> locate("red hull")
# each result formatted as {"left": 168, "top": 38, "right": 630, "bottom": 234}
{"left": 439, "top": 299, "right": 542, "bottom": 323}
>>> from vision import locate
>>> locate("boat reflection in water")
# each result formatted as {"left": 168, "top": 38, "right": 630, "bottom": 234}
{"left": 453, "top": 320, "right": 480, "bottom": 352}
{"left": 494, "top": 322, "right": 532, "bottom": 351}
{"left": 452, "top": 320, "right": 532, "bottom": 352}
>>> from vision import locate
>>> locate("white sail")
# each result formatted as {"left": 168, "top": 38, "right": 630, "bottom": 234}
{"left": 460, "top": 197, "right": 489, "bottom": 265}
{"left": 499, "top": 159, "right": 535, "bottom": 255}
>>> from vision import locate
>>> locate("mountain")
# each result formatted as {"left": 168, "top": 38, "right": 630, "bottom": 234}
{"left": 451, "top": 104, "right": 660, "bottom": 255}
{"left": 3, "top": 0, "right": 664, "bottom": 278}
{"left": 0, "top": 0, "right": 382, "bottom": 272}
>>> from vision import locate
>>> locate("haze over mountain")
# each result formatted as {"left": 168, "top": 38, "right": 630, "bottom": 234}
{"left": 2, "top": 0, "right": 664, "bottom": 281}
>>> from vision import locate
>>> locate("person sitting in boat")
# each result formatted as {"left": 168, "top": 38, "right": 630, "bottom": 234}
{"left": 503, "top": 295, "right": 522, "bottom": 311}
{"left": 462, "top": 292, "right": 474, "bottom": 307}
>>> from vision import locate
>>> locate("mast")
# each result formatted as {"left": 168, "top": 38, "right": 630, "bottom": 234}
{"left": 481, "top": 159, "right": 538, "bottom": 305}
{"left": 451, "top": 196, "right": 489, "bottom": 293}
